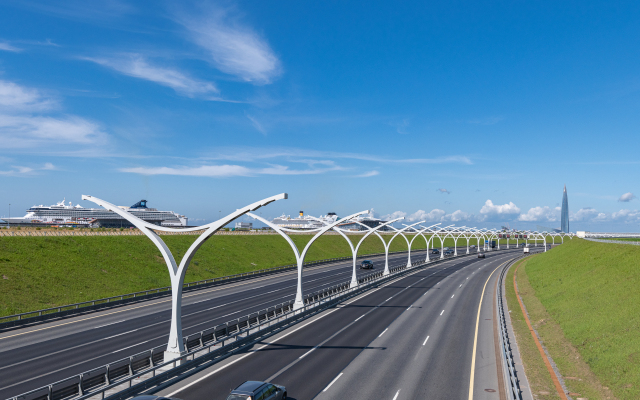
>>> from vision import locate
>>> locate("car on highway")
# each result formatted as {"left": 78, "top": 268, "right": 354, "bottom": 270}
{"left": 226, "top": 381, "right": 287, "bottom": 400}
{"left": 477, "top": 252, "right": 485, "bottom": 258}
{"left": 470, "top": 245, "right": 476, "bottom": 249}
{"left": 443, "top": 249, "right": 454, "bottom": 256}
{"left": 360, "top": 260, "right": 374, "bottom": 269}
{"left": 430, "top": 248, "right": 440, "bottom": 255}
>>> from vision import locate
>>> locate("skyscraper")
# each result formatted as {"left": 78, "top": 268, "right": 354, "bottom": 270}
{"left": 561, "top": 185, "right": 569, "bottom": 233}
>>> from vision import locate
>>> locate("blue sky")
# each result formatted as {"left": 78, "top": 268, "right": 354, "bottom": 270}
{"left": 1, "top": 0, "right": 640, "bottom": 231}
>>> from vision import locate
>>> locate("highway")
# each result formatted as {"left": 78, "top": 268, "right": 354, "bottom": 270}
{"left": 0, "top": 248, "right": 450, "bottom": 400}
{"left": 156, "top": 249, "right": 520, "bottom": 400}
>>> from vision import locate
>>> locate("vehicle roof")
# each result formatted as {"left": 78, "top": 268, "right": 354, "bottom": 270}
{"left": 362, "top": 260, "right": 372, "bottom": 262}
{"left": 233, "top": 381, "right": 267, "bottom": 393}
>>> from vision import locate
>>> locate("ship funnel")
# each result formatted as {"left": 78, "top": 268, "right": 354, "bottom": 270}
{"left": 299, "top": 211, "right": 303, "bottom": 217}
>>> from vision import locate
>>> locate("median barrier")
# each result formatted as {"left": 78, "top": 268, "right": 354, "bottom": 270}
{"left": 8, "top": 248, "right": 521, "bottom": 400}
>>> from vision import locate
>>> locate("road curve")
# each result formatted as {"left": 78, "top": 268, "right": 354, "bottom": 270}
{"left": 156, "top": 250, "right": 520, "bottom": 400}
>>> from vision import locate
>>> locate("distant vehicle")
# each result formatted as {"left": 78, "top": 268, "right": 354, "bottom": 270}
{"left": 477, "top": 253, "right": 485, "bottom": 258}
{"left": 470, "top": 245, "right": 476, "bottom": 249}
{"left": 444, "top": 249, "right": 454, "bottom": 256}
{"left": 131, "top": 397, "right": 181, "bottom": 400}
{"left": 360, "top": 260, "right": 374, "bottom": 269}
{"left": 519, "top": 243, "right": 525, "bottom": 247}
{"left": 523, "top": 247, "right": 530, "bottom": 254}
{"left": 442, "top": 247, "right": 450, "bottom": 251}
{"left": 491, "top": 241, "right": 496, "bottom": 248}
{"left": 430, "top": 249, "right": 440, "bottom": 255}
{"left": 226, "top": 381, "right": 286, "bottom": 400}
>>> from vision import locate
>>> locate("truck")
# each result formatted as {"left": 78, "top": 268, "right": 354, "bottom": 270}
{"left": 523, "top": 247, "right": 530, "bottom": 253}
{"left": 491, "top": 241, "right": 496, "bottom": 248}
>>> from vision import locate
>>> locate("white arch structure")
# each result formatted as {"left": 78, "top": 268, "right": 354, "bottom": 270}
{"left": 403, "top": 223, "right": 441, "bottom": 265}
{"left": 246, "top": 210, "right": 368, "bottom": 310}
{"left": 316, "top": 217, "right": 404, "bottom": 288}
{"left": 384, "top": 221, "right": 425, "bottom": 274}
{"left": 82, "top": 193, "right": 287, "bottom": 361}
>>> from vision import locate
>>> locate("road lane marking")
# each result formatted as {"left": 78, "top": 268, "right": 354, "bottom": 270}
{"left": 440, "top": 310, "right": 444, "bottom": 315}
{"left": 423, "top": 336, "right": 429, "bottom": 346}
{"left": 451, "top": 295, "right": 454, "bottom": 298}
{"left": 393, "top": 389, "right": 401, "bottom": 400}
{"left": 323, "top": 373, "right": 343, "bottom": 392}
{"left": 299, "top": 346, "right": 317, "bottom": 359}
{"left": 355, "top": 314, "right": 365, "bottom": 322}
{"left": 468, "top": 259, "right": 509, "bottom": 400}
{"left": 378, "top": 328, "right": 388, "bottom": 337}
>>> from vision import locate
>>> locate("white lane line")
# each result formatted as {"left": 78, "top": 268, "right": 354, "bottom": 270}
{"left": 406, "top": 306, "right": 411, "bottom": 310}
{"left": 379, "top": 328, "right": 388, "bottom": 338}
{"left": 387, "top": 297, "right": 393, "bottom": 302}
{"left": 459, "top": 284, "right": 462, "bottom": 287}
{"left": 440, "top": 310, "right": 444, "bottom": 315}
{"left": 451, "top": 295, "right": 454, "bottom": 298}
{"left": 323, "top": 372, "right": 343, "bottom": 392}
{"left": 423, "top": 336, "right": 430, "bottom": 346}
{"left": 393, "top": 389, "right": 401, "bottom": 400}
{"left": 355, "top": 314, "right": 365, "bottom": 322}
{"left": 298, "top": 346, "right": 317, "bottom": 359}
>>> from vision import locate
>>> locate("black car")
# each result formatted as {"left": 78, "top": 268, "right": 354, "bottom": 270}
{"left": 227, "top": 381, "right": 286, "bottom": 400}
{"left": 360, "top": 260, "right": 374, "bottom": 269}
{"left": 444, "top": 249, "right": 454, "bottom": 256}
{"left": 477, "top": 252, "right": 485, "bottom": 258}
{"left": 430, "top": 249, "right": 440, "bottom": 255}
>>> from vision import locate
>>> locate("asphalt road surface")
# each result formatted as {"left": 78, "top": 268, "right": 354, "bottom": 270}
{"left": 0, "top": 248, "right": 450, "bottom": 399}
{"left": 156, "top": 249, "right": 521, "bottom": 400}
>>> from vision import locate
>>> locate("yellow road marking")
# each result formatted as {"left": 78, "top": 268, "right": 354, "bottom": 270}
{"left": 468, "top": 259, "right": 509, "bottom": 400}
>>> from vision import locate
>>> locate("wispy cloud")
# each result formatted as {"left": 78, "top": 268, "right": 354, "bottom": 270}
{"left": 120, "top": 163, "right": 342, "bottom": 178}
{"left": 173, "top": 4, "right": 281, "bottom": 84}
{"left": 437, "top": 188, "right": 450, "bottom": 194}
{"left": 0, "top": 162, "right": 56, "bottom": 176}
{"left": 0, "top": 79, "right": 106, "bottom": 149}
{"left": 0, "top": 41, "right": 22, "bottom": 52}
{"left": 353, "top": 170, "right": 379, "bottom": 178}
{"left": 0, "top": 79, "right": 56, "bottom": 111}
{"left": 246, "top": 114, "right": 267, "bottom": 135}
{"left": 82, "top": 54, "right": 220, "bottom": 98}
{"left": 0, "top": 114, "right": 105, "bottom": 148}
{"left": 199, "top": 146, "right": 473, "bottom": 165}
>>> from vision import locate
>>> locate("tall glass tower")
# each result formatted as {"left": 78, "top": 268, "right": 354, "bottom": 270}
{"left": 561, "top": 185, "right": 569, "bottom": 233}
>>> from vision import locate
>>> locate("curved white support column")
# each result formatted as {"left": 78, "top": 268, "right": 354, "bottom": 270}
{"left": 249, "top": 210, "right": 368, "bottom": 310}
{"left": 83, "top": 193, "right": 287, "bottom": 362}
{"left": 387, "top": 221, "right": 424, "bottom": 273}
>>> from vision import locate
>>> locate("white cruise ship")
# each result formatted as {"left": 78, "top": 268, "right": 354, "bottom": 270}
{"left": 2, "top": 199, "right": 188, "bottom": 227}
{"left": 271, "top": 211, "right": 338, "bottom": 230}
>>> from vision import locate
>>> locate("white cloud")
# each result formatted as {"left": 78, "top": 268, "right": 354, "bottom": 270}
{"left": 437, "top": 188, "right": 450, "bottom": 194}
{"left": 0, "top": 79, "right": 56, "bottom": 112}
{"left": 82, "top": 54, "right": 219, "bottom": 97}
{"left": 381, "top": 211, "right": 407, "bottom": 221}
{"left": 611, "top": 209, "right": 640, "bottom": 221}
{"left": 618, "top": 192, "right": 636, "bottom": 202}
{"left": 119, "top": 163, "right": 342, "bottom": 177}
{"left": 354, "top": 170, "right": 379, "bottom": 178}
{"left": 480, "top": 200, "right": 520, "bottom": 215}
{"left": 0, "top": 41, "right": 22, "bottom": 52}
{"left": 407, "top": 209, "right": 445, "bottom": 222}
{"left": 448, "top": 210, "right": 470, "bottom": 222}
{"left": 571, "top": 207, "right": 599, "bottom": 221}
{"left": 0, "top": 114, "right": 105, "bottom": 148}
{"left": 174, "top": 6, "right": 281, "bottom": 84}
{"left": 0, "top": 162, "right": 56, "bottom": 176}
{"left": 518, "top": 206, "right": 558, "bottom": 222}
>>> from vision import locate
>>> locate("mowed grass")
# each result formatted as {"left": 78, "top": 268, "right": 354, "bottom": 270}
{"left": 0, "top": 234, "right": 470, "bottom": 317}
{"left": 524, "top": 238, "right": 640, "bottom": 399}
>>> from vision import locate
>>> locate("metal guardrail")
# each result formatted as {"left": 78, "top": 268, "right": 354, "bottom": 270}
{"left": 496, "top": 254, "right": 529, "bottom": 400}
{"left": 0, "top": 249, "right": 421, "bottom": 329}
{"left": 8, "top": 253, "right": 442, "bottom": 400}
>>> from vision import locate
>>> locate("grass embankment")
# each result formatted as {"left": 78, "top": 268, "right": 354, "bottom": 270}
{"left": 0, "top": 234, "right": 466, "bottom": 317}
{"left": 507, "top": 238, "right": 640, "bottom": 399}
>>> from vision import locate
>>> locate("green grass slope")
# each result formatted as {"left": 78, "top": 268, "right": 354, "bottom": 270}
{"left": 525, "top": 238, "right": 640, "bottom": 399}
{"left": 0, "top": 234, "right": 473, "bottom": 317}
